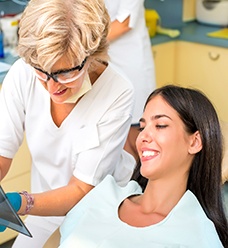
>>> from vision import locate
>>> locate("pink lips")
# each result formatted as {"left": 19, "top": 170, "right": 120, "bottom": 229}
{"left": 53, "top": 88, "right": 67, "bottom": 96}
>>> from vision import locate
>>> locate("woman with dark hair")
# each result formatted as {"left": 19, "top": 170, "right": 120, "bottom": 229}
{"left": 132, "top": 85, "right": 228, "bottom": 246}
{"left": 59, "top": 85, "right": 227, "bottom": 247}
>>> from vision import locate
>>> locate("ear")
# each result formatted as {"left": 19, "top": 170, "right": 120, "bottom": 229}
{"left": 188, "top": 131, "right": 202, "bottom": 155}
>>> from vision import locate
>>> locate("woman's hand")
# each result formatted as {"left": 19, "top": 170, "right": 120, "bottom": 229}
{"left": 0, "top": 192, "right": 22, "bottom": 232}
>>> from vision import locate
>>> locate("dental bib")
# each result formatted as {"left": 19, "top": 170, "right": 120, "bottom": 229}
{"left": 64, "top": 72, "right": 92, "bottom": 104}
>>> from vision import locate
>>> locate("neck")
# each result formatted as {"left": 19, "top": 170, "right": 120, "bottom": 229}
{"left": 136, "top": 177, "right": 188, "bottom": 216}
{"left": 88, "top": 60, "right": 107, "bottom": 84}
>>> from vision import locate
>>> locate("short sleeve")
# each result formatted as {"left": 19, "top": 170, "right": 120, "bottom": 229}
{"left": 115, "top": 0, "right": 145, "bottom": 28}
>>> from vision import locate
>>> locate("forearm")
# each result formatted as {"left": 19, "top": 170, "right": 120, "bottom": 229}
{"left": 18, "top": 176, "right": 94, "bottom": 216}
{"left": 108, "top": 17, "right": 131, "bottom": 42}
{"left": 0, "top": 156, "right": 12, "bottom": 181}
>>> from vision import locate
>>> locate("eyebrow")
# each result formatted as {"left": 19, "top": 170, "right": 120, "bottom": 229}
{"left": 52, "top": 65, "right": 82, "bottom": 75}
{"left": 35, "top": 66, "right": 72, "bottom": 75}
{"left": 37, "top": 57, "right": 88, "bottom": 75}
{"left": 139, "top": 114, "right": 172, "bottom": 123}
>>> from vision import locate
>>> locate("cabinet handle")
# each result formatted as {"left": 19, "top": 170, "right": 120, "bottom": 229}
{"left": 153, "top": 51, "right": 157, "bottom": 58}
{"left": 208, "top": 52, "right": 220, "bottom": 61}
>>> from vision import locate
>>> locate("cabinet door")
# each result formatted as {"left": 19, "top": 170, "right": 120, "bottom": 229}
{"left": 152, "top": 42, "right": 176, "bottom": 88}
{"left": 1, "top": 135, "right": 31, "bottom": 190}
{"left": 175, "top": 41, "right": 228, "bottom": 122}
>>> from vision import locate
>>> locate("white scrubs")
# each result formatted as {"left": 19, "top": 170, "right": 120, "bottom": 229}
{"left": 105, "top": 0, "right": 156, "bottom": 123}
{"left": 0, "top": 58, "right": 135, "bottom": 247}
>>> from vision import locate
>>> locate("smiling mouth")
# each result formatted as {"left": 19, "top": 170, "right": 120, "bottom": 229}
{"left": 53, "top": 88, "right": 67, "bottom": 96}
{"left": 142, "top": 150, "right": 159, "bottom": 157}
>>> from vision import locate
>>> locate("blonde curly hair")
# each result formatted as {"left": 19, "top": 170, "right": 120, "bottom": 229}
{"left": 17, "top": 0, "right": 110, "bottom": 72}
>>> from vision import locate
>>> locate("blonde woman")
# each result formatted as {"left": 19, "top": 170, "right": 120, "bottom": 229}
{"left": 0, "top": 0, "right": 135, "bottom": 246}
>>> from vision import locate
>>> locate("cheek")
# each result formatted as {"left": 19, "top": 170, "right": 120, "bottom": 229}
{"left": 39, "top": 80, "right": 48, "bottom": 91}
{"left": 135, "top": 134, "right": 142, "bottom": 153}
{"left": 166, "top": 134, "right": 190, "bottom": 158}
{"left": 67, "top": 79, "right": 84, "bottom": 92}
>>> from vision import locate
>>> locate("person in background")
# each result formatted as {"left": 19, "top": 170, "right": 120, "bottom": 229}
{"left": 104, "top": 0, "right": 156, "bottom": 163}
{"left": 59, "top": 85, "right": 228, "bottom": 248}
{"left": 0, "top": 0, "right": 135, "bottom": 247}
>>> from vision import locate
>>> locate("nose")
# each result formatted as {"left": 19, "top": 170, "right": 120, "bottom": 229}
{"left": 138, "top": 127, "right": 153, "bottom": 144}
{"left": 46, "top": 78, "right": 62, "bottom": 93}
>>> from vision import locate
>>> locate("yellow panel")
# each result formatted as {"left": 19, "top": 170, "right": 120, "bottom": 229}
{"left": 175, "top": 41, "right": 228, "bottom": 122}
{"left": 183, "top": 0, "right": 196, "bottom": 21}
{"left": 1, "top": 137, "right": 31, "bottom": 181}
{"left": 152, "top": 42, "right": 176, "bottom": 88}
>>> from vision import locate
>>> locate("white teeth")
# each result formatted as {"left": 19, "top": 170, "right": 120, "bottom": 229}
{"left": 142, "top": 151, "right": 158, "bottom": 157}
{"left": 57, "top": 89, "right": 64, "bottom": 93}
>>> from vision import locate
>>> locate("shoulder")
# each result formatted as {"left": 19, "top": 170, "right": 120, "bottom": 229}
{"left": 10, "top": 58, "right": 32, "bottom": 74}
{"left": 172, "top": 190, "right": 212, "bottom": 221}
{"left": 3, "top": 58, "right": 35, "bottom": 87}
{"left": 2, "top": 58, "right": 39, "bottom": 104}
{"left": 169, "top": 190, "right": 223, "bottom": 246}
{"left": 101, "top": 64, "right": 134, "bottom": 93}
{"left": 87, "top": 64, "right": 134, "bottom": 113}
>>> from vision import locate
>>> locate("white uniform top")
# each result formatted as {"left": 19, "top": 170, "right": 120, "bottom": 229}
{"left": 60, "top": 175, "right": 223, "bottom": 248}
{"left": 105, "top": 0, "right": 156, "bottom": 123}
{"left": 0, "top": 59, "right": 135, "bottom": 226}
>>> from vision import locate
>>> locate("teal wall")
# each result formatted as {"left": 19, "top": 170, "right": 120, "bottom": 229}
{"left": 1, "top": 0, "right": 184, "bottom": 29}
{"left": 0, "top": 0, "right": 25, "bottom": 16}
{"left": 145, "top": 0, "right": 184, "bottom": 28}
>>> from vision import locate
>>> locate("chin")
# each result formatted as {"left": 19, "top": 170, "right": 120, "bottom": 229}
{"left": 51, "top": 97, "right": 65, "bottom": 104}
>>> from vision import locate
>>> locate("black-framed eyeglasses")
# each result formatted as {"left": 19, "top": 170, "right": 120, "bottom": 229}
{"left": 34, "top": 57, "right": 87, "bottom": 84}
